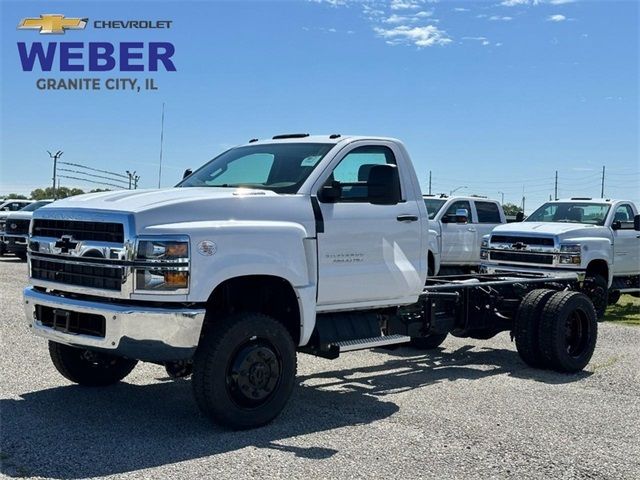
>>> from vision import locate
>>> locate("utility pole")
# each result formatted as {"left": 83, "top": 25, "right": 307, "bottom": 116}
{"left": 428, "top": 171, "right": 432, "bottom": 195}
{"left": 47, "top": 150, "right": 63, "bottom": 199}
{"left": 126, "top": 170, "right": 137, "bottom": 190}
{"left": 521, "top": 185, "right": 525, "bottom": 213}
{"left": 133, "top": 174, "right": 140, "bottom": 189}
{"left": 158, "top": 102, "right": 165, "bottom": 188}
{"left": 601, "top": 165, "right": 605, "bottom": 198}
{"left": 498, "top": 191, "right": 505, "bottom": 205}
{"left": 554, "top": 170, "right": 558, "bottom": 200}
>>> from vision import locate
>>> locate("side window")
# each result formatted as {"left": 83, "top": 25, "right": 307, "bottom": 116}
{"left": 613, "top": 204, "right": 635, "bottom": 229}
{"left": 443, "top": 200, "right": 471, "bottom": 220}
{"left": 330, "top": 145, "right": 397, "bottom": 202}
{"left": 476, "top": 202, "right": 501, "bottom": 223}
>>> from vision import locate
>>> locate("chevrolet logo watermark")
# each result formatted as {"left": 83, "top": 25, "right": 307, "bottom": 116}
{"left": 18, "top": 14, "right": 87, "bottom": 34}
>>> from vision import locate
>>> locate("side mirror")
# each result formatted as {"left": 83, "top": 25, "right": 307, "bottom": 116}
{"left": 612, "top": 220, "right": 621, "bottom": 231}
{"left": 516, "top": 211, "right": 524, "bottom": 222}
{"left": 318, "top": 181, "right": 342, "bottom": 203}
{"left": 455, "top": 208, "right": 469, "bottom": 224}
{"left": 182, "top": 168, "right": 193, "bottom": 179}
{"left": 367, "top": 164, "right": 401, "bottom": 205}
{"left": 635, "top": 214, "right": 640, "bottom": 231}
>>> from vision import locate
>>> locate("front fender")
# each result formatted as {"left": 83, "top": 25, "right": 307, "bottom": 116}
{"left": 143, "top": 220, "right": 315, "bottom": 302}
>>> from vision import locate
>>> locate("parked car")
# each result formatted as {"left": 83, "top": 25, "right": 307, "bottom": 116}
{"left": 481, "top": 197, "right": 640, "bottom": 317}
{"left": 4, "top": 200, "right": 53, "bottom": 260}
{"left": 0, "top": 199, "right": 34, "bottom": 255}
{"left": 424, "top": 195, "right": 507, "bottom": 275}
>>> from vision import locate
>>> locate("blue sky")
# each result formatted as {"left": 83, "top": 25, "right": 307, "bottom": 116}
{"left": 1, "top": 0, "right": 638, "bottom": 211}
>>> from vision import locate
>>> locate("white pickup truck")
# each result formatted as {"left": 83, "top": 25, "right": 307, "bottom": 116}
{"left": 424, "top": 195, "right": 506, "bottom": 275}
{"left": 23, "top": 134, "right": 602, "bottom": 429}
{"left": 481, "top": 198, "right": 640, "bottom": 317}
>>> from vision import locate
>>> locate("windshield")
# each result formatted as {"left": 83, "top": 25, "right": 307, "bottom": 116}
{"left": 20, "top": 201, "right": 52, "bottom": 212}
{"left": 177, "top": 143, "right": 335, "bottom": 194}
{"left": 526, "top": 202, "right": 610, "bottom": 226}
{"left": 424, "top": 199, "right": 447, "bottom": 219}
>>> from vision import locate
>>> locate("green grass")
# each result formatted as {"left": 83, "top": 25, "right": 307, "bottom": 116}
{"left": 605, "top": 294, "right": 640, "bottom": 326}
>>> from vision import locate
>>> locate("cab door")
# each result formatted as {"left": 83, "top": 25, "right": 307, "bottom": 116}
{"left": 440, "top": 200, "right": 477, "bottom": 265}
{"left": 611, "top": 204, "right": 640, "bottom": 275}
{"left": 315, "top": 143, "right": 424, "bottom": 306}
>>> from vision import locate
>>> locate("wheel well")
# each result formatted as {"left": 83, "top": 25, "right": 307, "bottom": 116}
{"left": 204, "top": 275, "right": 301, "bottom": 344}
{"left": 586, "top": 259, "right": 608, "bottom": 281}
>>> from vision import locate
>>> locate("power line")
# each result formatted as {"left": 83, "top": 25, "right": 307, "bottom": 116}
{"left": 57, "top": 175, "right": 128, "bottom": 190}
{"left": 59, "top": 161, "right": 129, "bottom": 179}
{"left": 57, "top": 168, "right": 129, "bottom": 187}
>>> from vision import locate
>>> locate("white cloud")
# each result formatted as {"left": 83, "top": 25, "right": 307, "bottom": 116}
{"left": 461, "top": 36, "right": 491, "bottom": 46}
{"left": 547, "top": 14, "right": 567, "bottom": 22}
{"left": 375, "top": 24, "right": 452, "bottom": 47}
{"left": 384, "top": 14, "right": 413, "bottom": 24}
{"left": 500, "top": 0, "right": 530, "bottom": 6}
{"left": 490, "top": 16, "right": 513, "bottom": 21}
{"left": 390, "top": 0, "right": 421, "bottom": 10}
{"left": 454, "top": 7, "right": 470, "bottom": 12}
{"left": 549, "top": 0, "right": 575, "bottom": 4}
{"left": 415, "top": 10, "right": 434, "bottom": 17}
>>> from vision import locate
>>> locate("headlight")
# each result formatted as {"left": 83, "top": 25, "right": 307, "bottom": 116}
{"left": 560, "top": 244, "right": 581, "bottom": 254}
{"left": 137, "top": 240, "right": 189, "bottom": 261}
{"left": 558, "top": 244, "right": 581, "bottom": 265}
{"left": 135, "top": 238, "right": 190, "bottom": 292}
{"left": 481, "top": 238, "right": 489, "bottom": 248}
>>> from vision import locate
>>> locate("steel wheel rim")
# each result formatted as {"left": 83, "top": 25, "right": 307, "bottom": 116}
{"left": 565, "top": 309, "right": 590, "bottom": 358}
{"left": 226, "top": 339, "right": 282, "bottom": 409}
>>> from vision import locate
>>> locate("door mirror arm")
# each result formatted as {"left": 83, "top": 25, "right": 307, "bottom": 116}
{"left": 318, "top": 181, "right": 342, "bottom": 203}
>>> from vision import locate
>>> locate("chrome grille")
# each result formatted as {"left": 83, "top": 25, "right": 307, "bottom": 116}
{"left": 489, "top": 251, "right": 554, "bottom": 265}
{"left": 491, "top": 235, "right": 554, "bottom": 247}
{"left": 6, "top": 219, "right": 30, "bottom": 235}
{"left": 31, "top": 258, "right": 124, "bottom": 291}
{"left": 32, "top": 219, "right": 124, "bottom": 243}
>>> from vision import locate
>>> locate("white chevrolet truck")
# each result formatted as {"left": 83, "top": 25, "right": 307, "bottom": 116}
{"left": 24, "top": 135, "right": 602, "bottom": 429}
{"left": 423, "top": 195, "right": 506, "bottom": 275}
{"left": 481, "top": 198, "right": 640, "bottom": 317}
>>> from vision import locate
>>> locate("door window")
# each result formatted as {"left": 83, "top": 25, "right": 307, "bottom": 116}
{"left": 613, "top": 204, "right": 635, "bottom": 230}
{"left": 475, "top": 201, "right": 501, "bottom": 223}
{"left": 329, "top": 145, "right": 397, "bottom": 202}
{"left": 443, "top": 200, "right": 471, "bottom": 221}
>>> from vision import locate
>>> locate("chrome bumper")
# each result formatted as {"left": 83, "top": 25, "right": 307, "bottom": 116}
{"left": 481, "top": 263, "right": 585, "bottom": 278}
{"left": 23, "top": 287, "right": 206, "bottom": 361}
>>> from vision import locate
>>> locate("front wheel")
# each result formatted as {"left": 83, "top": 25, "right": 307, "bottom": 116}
{"left": 192, "top": 312, "right": 296, "bottom": 430}
{"left": 48, "top": 342, "right": 138, "bottom": 386}
{"left": 583, "top": 274, "right": 608, "bottom": 319}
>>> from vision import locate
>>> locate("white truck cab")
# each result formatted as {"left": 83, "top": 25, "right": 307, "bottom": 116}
{"left": 424, "top": 195, "right": 506, "bottom": 274}
{"left": 481, "top": 198, "right": 640, "bottom": 316}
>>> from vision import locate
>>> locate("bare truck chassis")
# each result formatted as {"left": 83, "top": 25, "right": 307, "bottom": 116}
{"left": 303, "top": 272, "right": 595, "bottom": 374}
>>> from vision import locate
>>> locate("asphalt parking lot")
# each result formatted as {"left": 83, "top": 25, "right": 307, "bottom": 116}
{"left": 1, "top": 256, "right": 639, "bottom": 479}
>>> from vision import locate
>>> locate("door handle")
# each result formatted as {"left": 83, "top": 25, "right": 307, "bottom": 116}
{"left": 397, "top": 215, "right": 419, "bottom": 222}
{"left": 467, "top": 227, "right": 476, "bottom": 232}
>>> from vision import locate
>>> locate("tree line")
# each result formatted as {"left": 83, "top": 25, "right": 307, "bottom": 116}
{"left": 3, "top": 187, "right": 110, "bottom": 201}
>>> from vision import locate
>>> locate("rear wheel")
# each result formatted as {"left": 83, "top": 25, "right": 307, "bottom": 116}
{"left": 48, "top": 341, "right": 138, "bottom": 386}
{"left": 514, "top": 289, "right": 555, "bottom": 368}
{"left": 409, "top": 333, "right": 448, "bottom": 350}
{"left": 192, "top": 312, "right": 296, "bottom": 430}
{"left": 538, "top": 291, "right": 597, "bottom": 373}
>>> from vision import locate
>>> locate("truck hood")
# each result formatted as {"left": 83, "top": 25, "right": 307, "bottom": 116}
{"left": 5, "top": 211, "right": 33, "bottom": 221}
{"left": 36, "top": 187, "right": 315, "bottom": 235}
{"left": 42, "top": 187, "right": 279, "bottom": 214}
{"left": 491, "top": 222, "right": 599, "bottom": 236}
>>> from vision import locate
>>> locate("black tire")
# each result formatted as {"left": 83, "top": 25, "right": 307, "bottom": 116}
{"left": 607, "top": 290, "right": 621, "bottom": 306}
{"left": 583, "top": 274, "right": 608, "bottom": 320}
{"left": 514, "top": 289, "right": 555, "bottom": 368}
{"left": 192, "top": 312, "right": 296, "bottom": 430}
{"left": 409, "top": 333, "right": 448, "bottom": 350}
{"left": 538, "top": 291, "right": 597, "bottom": 373}
{"left": 48, "top": 341, "right": 138, "bottom": 386}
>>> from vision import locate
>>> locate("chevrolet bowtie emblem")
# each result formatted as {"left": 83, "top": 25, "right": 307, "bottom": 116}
{"left": 18, "top": 14, "right": 87, "bottom": 34}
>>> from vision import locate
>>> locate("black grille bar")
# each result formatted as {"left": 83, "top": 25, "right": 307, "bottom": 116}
{"left": 489, "top": 251, "right": 554, "bottom": 265}
{"left": 31, "top": 258, "right": 124, "bottom": 291}
{"left": 491, "top": 235, "right": 554, "bottom": 247}
{"left": 6, "top": 219, "right": 30, "bottom": 235}
{"left": 32, "top": 219, "right": 124, "bottom": 243}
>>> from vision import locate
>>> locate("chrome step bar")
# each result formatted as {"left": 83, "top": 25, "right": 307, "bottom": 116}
{"left": 331, "top": 334, "right": 411, "bottom": 352}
